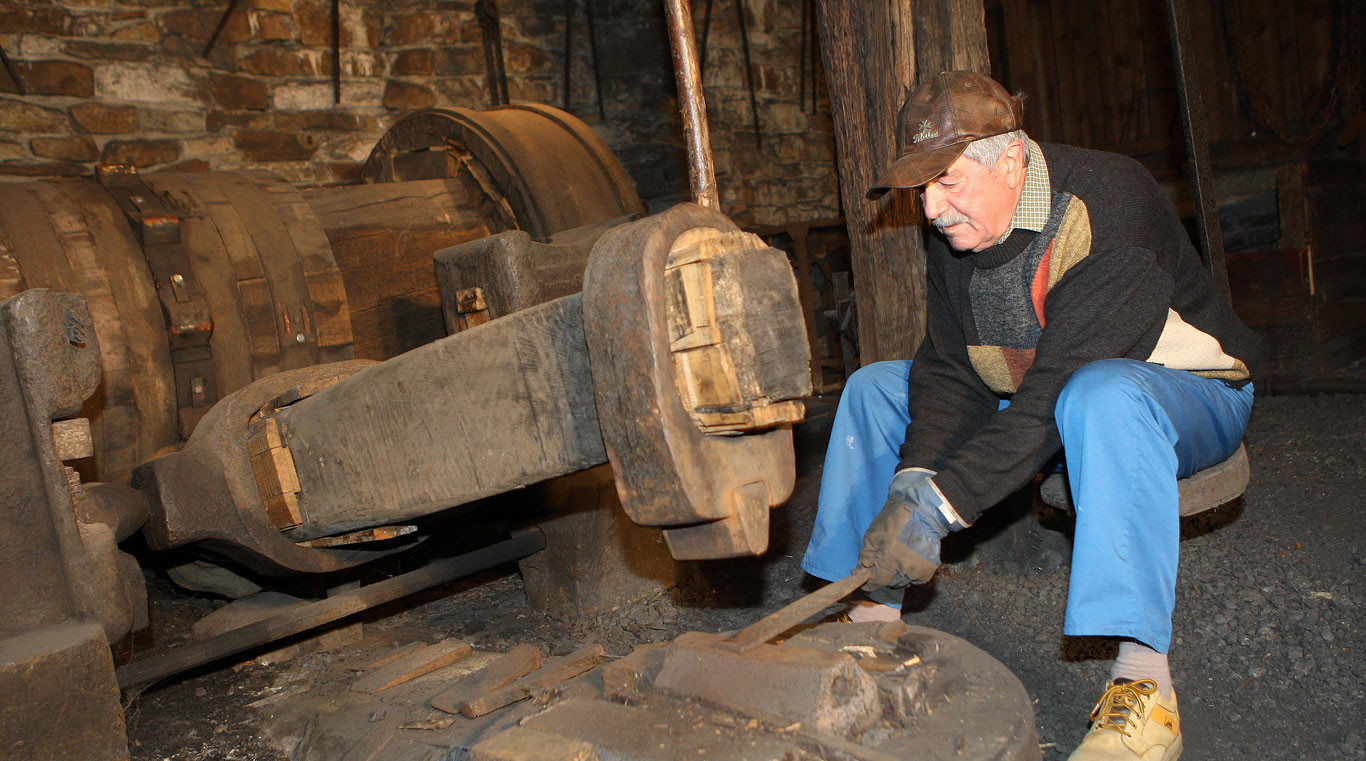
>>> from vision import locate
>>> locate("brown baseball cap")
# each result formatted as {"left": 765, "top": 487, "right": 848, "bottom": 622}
{"left": 866, "top": 71, "right": 1024, "bottom": 200}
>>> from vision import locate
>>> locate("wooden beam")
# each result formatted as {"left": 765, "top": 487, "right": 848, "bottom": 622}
{"left": 814, "top": 0, "right": 989, "bottom": 364}
{"left": 913, "top": 0, "right": 989, "bottom": 77}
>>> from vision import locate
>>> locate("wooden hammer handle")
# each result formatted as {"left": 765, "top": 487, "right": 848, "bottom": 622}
{"left": 720, "top": 569, "right": 872, "bottom": 653}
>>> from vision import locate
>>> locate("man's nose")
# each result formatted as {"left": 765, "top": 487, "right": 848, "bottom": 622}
{"left": 921, "top": 183, "right": 945, "bottom": 219}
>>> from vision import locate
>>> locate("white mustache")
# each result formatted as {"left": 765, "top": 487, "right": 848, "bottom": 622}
{"left": 931, "top": 212, "right": 971, "bottom": 229}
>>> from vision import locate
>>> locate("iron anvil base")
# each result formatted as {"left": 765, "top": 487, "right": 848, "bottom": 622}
{"left": 254, "top": 621, "right": 1039, "bottom": 761}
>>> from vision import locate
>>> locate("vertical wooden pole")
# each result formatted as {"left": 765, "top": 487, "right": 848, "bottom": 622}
{"left": 664, "top": 0, "right": 721, "bottom": 210}
{"left": 814, "top": 0, "right": 989, "bottom": 364}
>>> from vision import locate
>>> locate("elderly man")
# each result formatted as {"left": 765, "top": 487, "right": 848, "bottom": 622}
{"left": 801, "top": 71, "right": 1260, "bottom": 761}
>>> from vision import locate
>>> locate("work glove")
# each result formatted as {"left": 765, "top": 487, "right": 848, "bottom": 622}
{"left": 856, "top": 467, "right": 966, "bottom": 589}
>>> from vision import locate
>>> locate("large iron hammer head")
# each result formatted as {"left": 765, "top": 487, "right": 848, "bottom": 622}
{"left": 582, "top": 204, "right": 812, "bottom": 560}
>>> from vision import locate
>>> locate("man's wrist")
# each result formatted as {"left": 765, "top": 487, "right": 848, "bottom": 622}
{"left": 894, "top": 467, "right": 971, "bottom": 529}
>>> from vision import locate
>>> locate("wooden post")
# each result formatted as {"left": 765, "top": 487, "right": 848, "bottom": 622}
{"left": 814, "top": 0, "right": 989, "bottom": 363}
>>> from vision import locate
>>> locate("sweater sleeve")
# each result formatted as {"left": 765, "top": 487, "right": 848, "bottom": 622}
{"left": 899, "top": 249, "right": 999, "bottom": 475}
{"left": 921, "top": 245, "right": 1172, "bottom": 522}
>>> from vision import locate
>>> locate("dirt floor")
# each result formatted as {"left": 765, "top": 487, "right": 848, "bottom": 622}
{"left": 121, "top": 385, "right": 1365, "bottom": 761}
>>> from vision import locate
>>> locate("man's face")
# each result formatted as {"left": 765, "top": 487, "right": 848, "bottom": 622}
{"left": 920, "top": 147, "right": 1024, "bottom": 252}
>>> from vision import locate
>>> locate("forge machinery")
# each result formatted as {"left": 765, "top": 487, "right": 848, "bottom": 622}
{"left": 0, "top": 98, "right": 816, "bottom": 759}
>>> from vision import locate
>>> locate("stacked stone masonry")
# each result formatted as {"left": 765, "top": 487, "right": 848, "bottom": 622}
{"left": 0, "top": 0, "right": 838, "bottom": 227}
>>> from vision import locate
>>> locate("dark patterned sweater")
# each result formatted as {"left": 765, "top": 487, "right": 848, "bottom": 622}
{"left": 899, "top": 142, "right": 1261, "bottom": 523}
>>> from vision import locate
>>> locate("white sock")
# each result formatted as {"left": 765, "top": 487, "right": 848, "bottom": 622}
{"left": 1111, "top": 641, "right": 1174, "bottom": 699}
{"left": 846, "top": 600, "right": 902, "bottom": 622}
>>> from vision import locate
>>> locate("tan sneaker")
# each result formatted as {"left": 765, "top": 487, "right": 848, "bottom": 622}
{"left": 1067, "top": 679, "right": 1183, "bottom": 761}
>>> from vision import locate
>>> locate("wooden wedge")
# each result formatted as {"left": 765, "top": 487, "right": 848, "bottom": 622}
{"left": 351, "top": 639, "right": 472, "bottom": 694}
{"left": 459, "top": 644, "right": 606, "bottom": 718}
{"left": 430, "top": 644, "right": 542, "bottom": 715}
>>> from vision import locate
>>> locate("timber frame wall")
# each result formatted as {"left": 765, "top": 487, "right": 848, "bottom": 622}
{"left": 984, "top": 0, "right": 1364, "bottom": 377}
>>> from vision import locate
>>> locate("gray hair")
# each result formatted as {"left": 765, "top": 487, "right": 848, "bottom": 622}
{"left": 960, "top": 130, "right": 1030, "bottom": 171}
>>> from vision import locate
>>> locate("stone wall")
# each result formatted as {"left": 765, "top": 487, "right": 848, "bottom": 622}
{"left": 0, "top": 0, "right": 838, "bottom": 227}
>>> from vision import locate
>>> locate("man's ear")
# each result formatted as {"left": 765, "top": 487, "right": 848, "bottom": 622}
{"left": 997, "top": 140, "right": 1027, "bottom": 188}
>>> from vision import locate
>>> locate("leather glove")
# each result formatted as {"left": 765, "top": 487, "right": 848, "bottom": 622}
{"left": 856, "top": 468, "right": 965, "bottom": 589}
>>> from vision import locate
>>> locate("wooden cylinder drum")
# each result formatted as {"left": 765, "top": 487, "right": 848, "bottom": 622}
{"left": 362, "top": 103, "right": 646, "bottom": 241}
{"left": 0, "top": 178, "right": 177, "bottom": 484}
{"left": 0, "top": 107, "right": 643, "bottom": 491}
{"left": 0, "top": 173, "right": 359, "bottom": 484}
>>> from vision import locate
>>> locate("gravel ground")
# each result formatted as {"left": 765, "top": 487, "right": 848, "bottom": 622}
{"left": 125, "top": 389, "right": 1366, "bottom": 760}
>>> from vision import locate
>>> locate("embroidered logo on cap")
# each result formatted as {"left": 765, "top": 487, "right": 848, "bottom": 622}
{"left": 912, "top": 120, "right": 939, "bottom": 144}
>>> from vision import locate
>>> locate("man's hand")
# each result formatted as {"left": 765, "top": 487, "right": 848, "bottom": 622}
{"left": 856, "top": 468, "right": 965, "bottom": 589}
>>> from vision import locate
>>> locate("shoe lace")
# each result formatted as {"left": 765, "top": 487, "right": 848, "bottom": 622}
{"left": 1088, "top": 680, "right": 1159, "bottom": 738}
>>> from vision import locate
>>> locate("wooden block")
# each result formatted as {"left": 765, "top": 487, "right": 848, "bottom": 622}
{"left": 248, "top": 417, "right": 303, "bottom": 530}
{"left": 429, "top": 644, "right": 541, "bottom": 715}
{"left": 350, "top": 639, "right": 473, "bottom": 695}
{"left": 470, "top": 726, "right": 597, "bottom": 761}
{"left": 459, "top": 644, "right": 605, "bottom": 718}
{"left": 247, "top": 416, "right": 285, "bottom": 456}
{"left": 696, "top": 400, "right": 806, "bottom": 434}
{"left": 249, "top": 446, "right": 298, "bottom": 493}
{"left": 662, "top": 483, "right": 770, "bottom": 560}
{"left": 237, "top": 276, "right": 282, "bottom": 373}
{"left": 319, "top": 581, "right": 364, "bottom": 651}
{"left": 360, "top": 642, "right": 425, "bottom": 671}
{"left": 306, "top": 269, "right": 355, "bottom": 349}
{"left": 51, "top": 418, "right": 93, "bottom": 461}
{"left": 257, "top": 491, "right": 300, "bottom": 532}
{"left": 601, "top": 643, "right": 667, "bottom": 695}
{"left": 298, "top": 525, "right": 417, "bottom": 548}
{"left": 456, "top": 286, "right": 487, "bottom": 313}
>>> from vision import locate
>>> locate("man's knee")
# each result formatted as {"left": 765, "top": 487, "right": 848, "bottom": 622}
{"left": 1055, "top": 359, "right": 1154, "bottom": 423}
{"left": 841, "top": 360, "right": 912, "bottom": 410}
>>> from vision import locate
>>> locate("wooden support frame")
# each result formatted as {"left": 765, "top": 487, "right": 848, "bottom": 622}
{"left": 814, "top": 0, "right": 989, "bottom": 364}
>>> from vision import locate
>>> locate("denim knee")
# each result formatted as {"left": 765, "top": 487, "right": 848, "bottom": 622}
{"left": 841, "top": 360, "right": 911, "bottom": 409}
{"left": 1055, "top": 359, "right": 1154, "bottom": 426}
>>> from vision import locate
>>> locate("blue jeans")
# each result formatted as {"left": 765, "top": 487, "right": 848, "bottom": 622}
{"left": 801, "top": 358, "right": 1254, "bottom": 652}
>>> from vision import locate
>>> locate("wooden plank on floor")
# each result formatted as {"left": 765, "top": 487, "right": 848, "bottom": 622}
{"left": 350, "top": 639, "right": 473, "bottom": 695}
{"left": 430, "top": 644, "right": 541, "bottom": 715}
{"left": 459, "top": 644, "right": 606, "bottom": 718}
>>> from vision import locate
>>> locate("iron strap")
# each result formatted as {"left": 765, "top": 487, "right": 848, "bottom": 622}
{"left": 96, "top": 164, "right": 217, "bottom": 431}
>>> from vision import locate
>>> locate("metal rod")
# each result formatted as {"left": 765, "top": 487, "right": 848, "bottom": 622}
{"left": 734, "top": 0, "right": 762, "bottom": 149}
{"left": 494, "top": 23, "right": 509, "bottom": 104}
{"left": 0, "top": 42, "right": 25, "bottom": 96}
{"left": 807, "top": 0, "right": 818, "bottom": 114}
{"left": 663, "top": 0, "right": 721, "bottom": 210}
{"left": 476, "top": 0, "right": 509, "bottom": 106}
{"left": 584, "top": 0, "right": 606, "bottom": 120}
{"left": 203, "top": 0, "right": 244, "bottom": 57}
{"left": 1166, "top": 0, "right": 1230, "bottom": 300}
{"left": 331, "top": 0, "right": 341, "bottom": 104}
{"left": 115, "top": 531, "right": 547, "bottom": 689}
{"left": 563, "top": 0, "right": 576, "bottom": 112}
{"left": 798, "top": 0, "right": 808, "bottom": 111}
{"left": 699, "top": 0, "right": 715, "bottom": 72}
